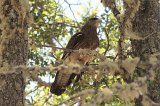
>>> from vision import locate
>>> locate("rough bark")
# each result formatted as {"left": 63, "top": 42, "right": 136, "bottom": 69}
{"left": 0, "top": 0, "right": 31, "bottom": 106}
{"left": 131, "top": 0, "right": 160, "bottom": 104}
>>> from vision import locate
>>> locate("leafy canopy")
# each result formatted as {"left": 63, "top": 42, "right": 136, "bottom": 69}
{"left": 26, "top": 0, "right": 127, "bottom": 105}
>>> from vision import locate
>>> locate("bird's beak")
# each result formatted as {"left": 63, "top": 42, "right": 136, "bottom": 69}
{"left": 95, "top": 19, "right": 101, "bottom": 27}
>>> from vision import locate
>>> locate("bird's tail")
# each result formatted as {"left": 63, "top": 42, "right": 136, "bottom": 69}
{"left": 50, "top": 82, "right": 66, "bottom": 96}
{"left": 50, "top": 71, "right": 81, "bottom": 95}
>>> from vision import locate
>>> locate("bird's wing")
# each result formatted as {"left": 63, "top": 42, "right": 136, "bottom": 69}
{"left": 51, "top": 27, "right": 99, "bottom": 95}
{"left": 50, "top": 32, "right": 85, "bottom": 95}
{"left": 62, "top": 32, "right": 84, "bottom": 60}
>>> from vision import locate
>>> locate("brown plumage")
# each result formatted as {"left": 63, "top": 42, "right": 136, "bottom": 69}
{"left": 50, "top": 18, "right": 100, "bottom": 95}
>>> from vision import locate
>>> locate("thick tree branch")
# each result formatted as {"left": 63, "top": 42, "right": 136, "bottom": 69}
{"left": 101, "top": 0, "right": 141, "bottom": 62}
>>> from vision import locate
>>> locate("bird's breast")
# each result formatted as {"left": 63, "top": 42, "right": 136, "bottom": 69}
{"left": 85, "top": 36, "right": 99, "bottom": 49}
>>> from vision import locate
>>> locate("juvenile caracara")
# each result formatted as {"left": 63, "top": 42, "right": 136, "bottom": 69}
{"left": 50, "top": 18, "right": 100, "bottom": 95}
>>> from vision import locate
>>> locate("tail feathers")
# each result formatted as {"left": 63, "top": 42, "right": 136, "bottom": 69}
{"left": 50, "top": 82, "right": 66, "bottom": 96}
{"left": 50, "top": 71, "right": 84, "bottom": 95}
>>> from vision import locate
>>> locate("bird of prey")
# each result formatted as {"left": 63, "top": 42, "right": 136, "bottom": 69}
{"left": 50, "top": 18, "right": 100, "bottom": 95}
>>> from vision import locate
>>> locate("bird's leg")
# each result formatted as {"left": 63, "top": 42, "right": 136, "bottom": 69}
{"left": 75, "top": 72, "right": 84, "bottom": 83}
{"left": 74, "top": 62, "right": 89, "bottom": 82}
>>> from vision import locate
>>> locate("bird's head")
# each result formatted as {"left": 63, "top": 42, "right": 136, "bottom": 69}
{"left": 81, "top": 17, "right": 101, "bottom": 32}
{"left": 86, "top": 17, "right": 101, "bottom": 28}
{"left": 82, "top": 18, "right": 101, "bottom": 29}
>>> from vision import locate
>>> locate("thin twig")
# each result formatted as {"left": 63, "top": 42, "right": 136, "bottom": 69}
{"left": 64, "top": 0, "right": 81, "bottom": 29}
{"left": 53, "top": 89, "right": 95, "bottom": 106}
{"left": 42, "top": 95, "right": 52, "bottom": 106}
{"left": 104, "top": 29, "right": 110, "bottom": 55}
{"left": 26, "top": 86, "right": 39, "bottom": 95}
{"left": 37, "top": 44, "right": 74, "bottom": 52}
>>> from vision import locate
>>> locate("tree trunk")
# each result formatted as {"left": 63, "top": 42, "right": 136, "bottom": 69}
{"left": 0, "top": 0, "right": 31, "bottom": 106}
{"left": 131, "top": 0, "right": 160, "bottom": 104}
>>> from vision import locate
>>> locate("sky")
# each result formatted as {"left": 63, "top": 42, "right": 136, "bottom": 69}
{"left": 58, "top": 0, "right": 105, "bottom": 21}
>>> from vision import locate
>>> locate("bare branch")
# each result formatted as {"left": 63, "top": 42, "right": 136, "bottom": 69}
{"left": 64, "top": 0, "right": 81, "bottom": 29}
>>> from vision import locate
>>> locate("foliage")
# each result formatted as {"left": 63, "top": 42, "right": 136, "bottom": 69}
{"left": 25, "top": 0, "right": 156, "bottom": 106}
